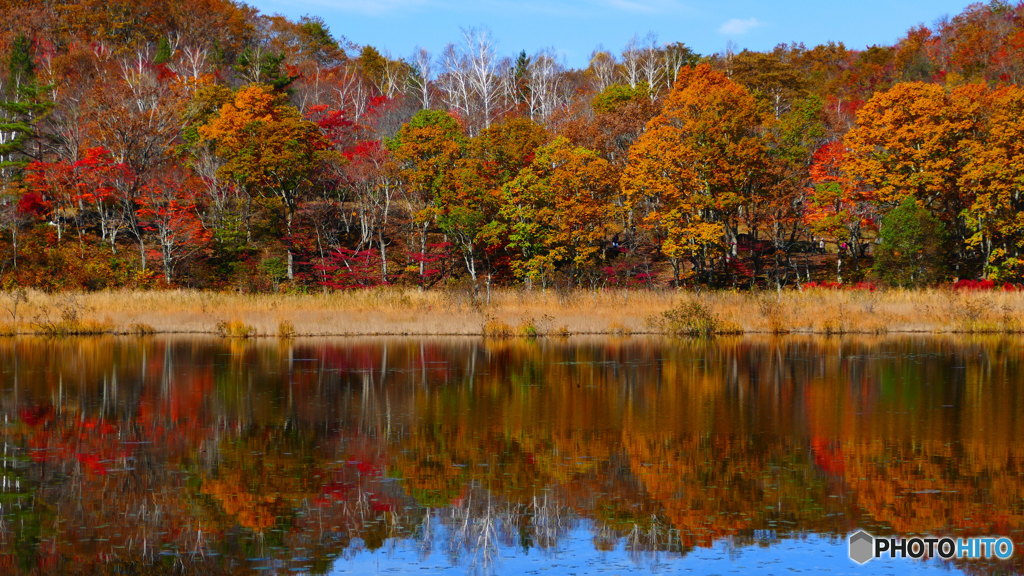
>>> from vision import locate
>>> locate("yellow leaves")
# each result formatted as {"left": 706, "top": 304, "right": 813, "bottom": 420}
{"left": 661, "top": 211, "right": 724, "bottom": 261}
{"left": 502, "top": 137, "right": 617, "bottom": 282}
{"left": 621, "top": 124, "right": 697, "bottom": 210}
{"left": 956, "top": 84, "right": 1024, "bottom": 277}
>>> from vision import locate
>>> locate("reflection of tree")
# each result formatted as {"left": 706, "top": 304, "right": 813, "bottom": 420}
{"left": 438, "top": 484, "right": 573, "bottom": 576}
{"left": 444, "top": 487, "right": 499, "bottom": 575}
{"left": 2, "top": 335, "right": 1024, "bottom": 574}
{"left": 0, "top": 441, "right": 44, "bottom": 574}
{"left": 620, "top": 433, "right": 840, "bottom": 550}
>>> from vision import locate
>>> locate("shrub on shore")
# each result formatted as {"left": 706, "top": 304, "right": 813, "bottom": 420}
{"left": 216, "top": 320, "right": 257, "bottom": 338}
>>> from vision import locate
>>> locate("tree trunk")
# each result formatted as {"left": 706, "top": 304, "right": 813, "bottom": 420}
{"left": 418, "top": 221, "right": 428, "bottom": 282}
{"left": 379, "top": 230, "right": 389, "bottom": 282}
{"left": 138, "top": 237, "right": 147, "bottom": 272}
{"left": 285, "top": 198, "right": 295, "bottom": 280}
{"left": 163, "top": 251, "right": 173, "bottom": 285}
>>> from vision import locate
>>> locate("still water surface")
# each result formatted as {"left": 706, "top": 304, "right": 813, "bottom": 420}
{"left": 0, "top": 336, "right": 1021, "bottom": 575}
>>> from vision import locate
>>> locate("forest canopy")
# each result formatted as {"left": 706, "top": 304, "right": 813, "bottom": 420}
{"left": 1, "top": 0, "right": 1023, "bottom": 291}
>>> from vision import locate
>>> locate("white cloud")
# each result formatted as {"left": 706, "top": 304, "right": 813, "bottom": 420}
{"left": 718, "top": 17, "right": 762, "bottom": 36}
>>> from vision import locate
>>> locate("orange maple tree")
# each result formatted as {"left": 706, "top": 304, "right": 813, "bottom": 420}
{"left": 621, "top": 63, "right": 766, "bottom": 285}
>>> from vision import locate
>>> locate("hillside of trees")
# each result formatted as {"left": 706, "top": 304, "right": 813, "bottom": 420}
{"left": 2, "top": 0, "right": 1024, "bottom": 293}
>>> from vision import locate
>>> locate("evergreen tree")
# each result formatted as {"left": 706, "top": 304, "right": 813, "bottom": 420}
{"left": 154, "top": 36, "right": 173, "bottom": 65}
{"left": 0, "top": 34, "right": 53, "bottom": 182}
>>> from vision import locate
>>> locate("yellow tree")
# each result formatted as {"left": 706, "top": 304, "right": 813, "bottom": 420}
{"left": 499, "top": 136, "right": 617, "bottom": 287}
{"left": 621, "top": 64, "right": 766, "bottom": 285}
{"left": 961, "top": 84, "right": 1024, "bottom": 280}
{"left": 441, "top": 118, "right": 549, "bottom": 297}
{"left": 387, "top": 110, "right": 466, "bottom": 282}
{"left": 198, "top": 84, "right": 332, "bottom": 280}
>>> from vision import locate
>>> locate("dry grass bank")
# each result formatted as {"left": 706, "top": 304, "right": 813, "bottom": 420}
{"left": 0, "top": 287, "right": 1019, "bottom": 337}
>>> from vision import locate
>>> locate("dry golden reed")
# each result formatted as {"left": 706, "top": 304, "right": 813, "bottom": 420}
{"left": 0, "top": 286, "right": 1019, "bottom": 337}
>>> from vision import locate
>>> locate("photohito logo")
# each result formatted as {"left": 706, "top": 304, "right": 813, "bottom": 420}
{"left": 848, "top": 530, "right": 1014, "bottom": 565}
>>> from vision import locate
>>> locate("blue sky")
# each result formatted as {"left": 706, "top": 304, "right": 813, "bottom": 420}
{"left": 245, "top": 0, "right": 977, "bottom": 68}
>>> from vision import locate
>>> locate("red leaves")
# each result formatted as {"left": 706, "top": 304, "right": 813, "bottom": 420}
{"left": 951, "top": 279, "right": 1024, "bottom": 291}
{"left": 407, "top": 241, "right": 452, "bottom": 286}
{"left": 23, "top": 146, "right": 134, "bottom": 216}
{"left": 135, "top": 171, "right": 213, "bottom": 284}
{"left": 306, "top": 104, "right": 356, "bottom": 148}
{"left": 810, "top": 437, "right": 846, "bottom": 476}
{"left": 316, "top": 247, "right": 387, "bottom": 290}
{"left": 16, "top": 191, "right": 49, "bottom": 218}
{"left": 25, "top": 415, "right": 125, "bottom": 476}
{"left": 342, "top": 139, "right": 385, "bottom": 163}
{"left": 19, "top": 405, "right": 54, "bottom": 427}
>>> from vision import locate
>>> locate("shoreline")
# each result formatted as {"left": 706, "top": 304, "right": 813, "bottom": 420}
{"left": 0, "top": 287, "right": 1021, "bottom": 338}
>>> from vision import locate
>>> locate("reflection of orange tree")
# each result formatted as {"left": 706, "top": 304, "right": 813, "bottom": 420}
{"left": 391, "top": 425, "right": 543, "bottom": 507}
{"left": 622, "top": 434, "right": 756, "bottom": 548}
{"left": 391, "top": 337, "right": 842, "bottom": 550}
{"left": 621, "top": 432, "right": 853, "bottom": 549}
{"left": 840, "top": 439, "right": 1024, "bottom": 535}
{"left": 200, "top": 428, "right": 322, "bottom": 533}
{"left": 392, "top": 339, "right": 639, "bottom": 507}
{"left": 800, "top": 341, "right": 1024, "bottom": 537}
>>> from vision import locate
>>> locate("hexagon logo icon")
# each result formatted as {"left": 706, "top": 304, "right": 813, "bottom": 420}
{"left": 849, "top": 530, "right": 875, "bottom": 565}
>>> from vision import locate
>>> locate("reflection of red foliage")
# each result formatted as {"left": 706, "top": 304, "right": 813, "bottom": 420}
{"left": 317, "top": 480, "right": 355, "bottom": 505}
{"left": 810, "top": 437, "right": 846, "bottom": 476}
{"left": 369, "top": 494, "right": 393, "bottom": 512}
{"left": 315, "top": 450, "right": 394, "bottom": 510}
{"left": 26, "top": 416, "right": 128, "bottom": 475}
{"left": 76, "top": 453, "right": 108, "bottom": 475}
{"left": 352, "top": 459, "right": 382, "bottom": 476}
{"left": 19, "top": 404, "right": 53, "bottom": 426}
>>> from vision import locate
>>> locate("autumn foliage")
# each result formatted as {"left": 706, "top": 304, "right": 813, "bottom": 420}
{"left": 5, "top": 0, "right": 1024, "bottom": 290}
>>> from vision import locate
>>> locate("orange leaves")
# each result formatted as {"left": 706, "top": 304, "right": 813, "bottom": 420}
{"left": 843, "top": 82, "right": 985, "bottom": 211}
{"left": 959, "top": 84, "right": 1024, "bottom": 278}
{"left": 841, "top": 80, "right": 1024, "bottom": 279}
{"left": 622, "top": 64, "right": 766, "bottom": 282}
{"left": 198, "top": 84, "right": 331, "bottom": 197}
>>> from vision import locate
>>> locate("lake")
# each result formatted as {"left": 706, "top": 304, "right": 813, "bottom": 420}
{"left": 0, "top": 335, "right": 1021, "bottom": 575}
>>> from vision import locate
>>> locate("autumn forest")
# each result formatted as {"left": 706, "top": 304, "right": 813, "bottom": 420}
{"left": 2, "top": 0, "right": 1024, "bottom": 292}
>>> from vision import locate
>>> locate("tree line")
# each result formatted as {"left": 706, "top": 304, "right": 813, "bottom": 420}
{"left": 2, "top": 0, "right": 1024, "bottom": 292}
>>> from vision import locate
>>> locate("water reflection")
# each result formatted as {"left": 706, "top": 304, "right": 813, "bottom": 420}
{"left": 0, "top": 336, "right": 1022, "bottom": 574}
